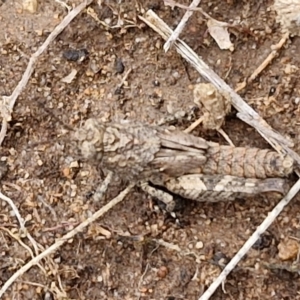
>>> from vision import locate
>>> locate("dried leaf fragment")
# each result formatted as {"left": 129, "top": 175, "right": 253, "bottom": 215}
{"left": 61, "top": 69, "right": 78, "bottom": 83}
{"left": 193, "top": 83, "right": 231, "bottom": 130}
{"left": 207, "top": 19, "right": 234, "bottom": 51}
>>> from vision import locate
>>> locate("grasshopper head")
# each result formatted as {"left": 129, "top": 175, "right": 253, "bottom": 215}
{"left": 73, "top": 118, "right": 105, "bottom": 162}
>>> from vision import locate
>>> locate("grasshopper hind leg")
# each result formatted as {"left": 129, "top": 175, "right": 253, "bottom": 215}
{"left": 139, "top": 181, "right": 176, "bottom": 212}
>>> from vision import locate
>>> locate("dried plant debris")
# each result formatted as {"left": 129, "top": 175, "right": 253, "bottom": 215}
{"left": 163, "top": 0, "right": 234, "bottom": 51}
{"left": 207, "top": 19, "right": 234, "bottom": 51}
{"left": 273, "top": 0, "right": 300, "bottom": 36}
{"left": 193, "top": 83, "right": 231, "bottom": 131}
{"left": 61, "top": 69, "right": 78, "bottom": 83}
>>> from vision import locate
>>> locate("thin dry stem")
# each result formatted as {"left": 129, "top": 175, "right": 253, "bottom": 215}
{"left": 164, "top": 0, "right": 202, "bottom": 52}
{"left": 164, "top": 0, "right": 213, "bottom": 21}
{"left": 0, "top": 0, "right": 93, "bottom": 145}
{"left": 154, "top": 238, "right": 201, "bottom": 261}
{"left": 137, "top": 263, "right": 150, "bottom": 300}
{"left": 0, "top": 183, "right": 133, "bottom": 297}
{"left": 0, "top": 191, "right": 41, "bottom": 255}
{"left": 184, "top": 116, "right": 203, "bottom": 133}
{"left": 116, "top": 68, "right": 133, "bottom": 90}
{"left": 184, "top": 118, "right": 234, "bottom": 146}
{"left": 0, "top": 192, "right": 25, "bottom": 231}
{"left": 0, "top": 227, "right": 46, "bottom": 274}
{"left": 249, "top": 32, "right": 289, "bottom": 82}
{"left": 217, "top": 128, "right": 234, "bottom": 146}
{"left": 235, "top": 32, "right": 290, "bottom": 93}
{"left": 154, "top": 238, "right": 182, "bottom": 252}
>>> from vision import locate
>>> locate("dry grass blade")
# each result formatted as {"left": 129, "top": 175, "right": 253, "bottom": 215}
{"left": 199, "top": 177, "right": 300, "bottom": 300}
{"left": 0, "top": 182, "right": 133, "bottom": 298}
{"left": 139, "top": 10, "right": 300, "bottom": 165}
{"left": 0, "top": 191, "right": 41, "bottom": 255}
{"left": 0, "top": 227, "right": 46, "bottom": 274}
{"left": 235, "top": 32, "right": 290, "bottom": 92}
{"left": 0, "top": 192, "right": 26, "bottom": 232}
{"left": 0, "top": 0, "right": 93, "bottom": 145}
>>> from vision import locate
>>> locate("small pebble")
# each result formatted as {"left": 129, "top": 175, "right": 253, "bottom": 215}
{"left": 115, "top": 58, "right": 125, "bottom": 74}
{"left": 157, "top": 266, "right": 168, "bottom": 278}
{"left": 152, "top": 80, "right": 160, "bottom": 86}
{"left": 195, "top": 241, "right": 204, "bottom": 249}
{"left": 63, "top": 49, "right": 89, "bottom": 62}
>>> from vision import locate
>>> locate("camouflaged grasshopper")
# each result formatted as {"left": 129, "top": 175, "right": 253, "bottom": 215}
{"left": 72, "top": 118, "right": 292, "bottom": 211}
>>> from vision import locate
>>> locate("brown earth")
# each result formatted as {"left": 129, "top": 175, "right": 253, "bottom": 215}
{"left": 1, "top": 0, "right": 300, "bottom": 299}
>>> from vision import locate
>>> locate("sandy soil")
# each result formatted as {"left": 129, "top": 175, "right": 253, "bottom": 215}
{"left": 1, "top": 1, "right": 300, "bottom": 299}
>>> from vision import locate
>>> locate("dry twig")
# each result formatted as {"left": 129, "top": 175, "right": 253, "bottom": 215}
{"left": 0, "top": 0, "right": 93, "bottom": 145}
{"left": 0, "top": 192, "right": 25, "bottom": 233}
{"left": 164, "top": 0, "right": 202, "bottom": 52}
{"left": 164, "top": 0, "right": 233, "bottom": 51}
{"left": 0, "top": 191, "right": 41, "bottom": 256}
{"left": 235, "top": 32, "right": 290, "bottom": 92}
{"left": 0, "top": 227, "right": 46, "bottom": 274}
{"left": 164, "top": 0, "right": 214, "bottom": 21}
{"left": 184, "top": 116, "right": 204, "bottom": 133}
{"left": 116, "top": 68, "right": 132, "bottom": 91}
{"left": 0, "top": 181, "right": 133, "bottom": 297}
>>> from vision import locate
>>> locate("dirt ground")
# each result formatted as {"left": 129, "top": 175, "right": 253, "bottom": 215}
{"left": 1, "top": 0, "right": 300, "bottom": 299}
